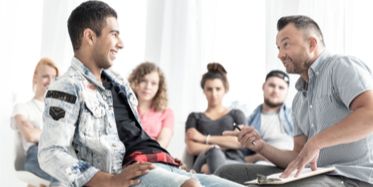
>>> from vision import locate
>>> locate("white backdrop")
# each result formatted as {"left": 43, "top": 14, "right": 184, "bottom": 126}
{"left": 1, "top": 0, "right": 373, "bottom": 186}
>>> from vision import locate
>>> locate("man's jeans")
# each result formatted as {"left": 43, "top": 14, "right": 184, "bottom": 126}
{"left": 133, "top": 163, "right": 244, "bottom": 187}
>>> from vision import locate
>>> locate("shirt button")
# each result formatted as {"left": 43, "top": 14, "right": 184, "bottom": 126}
{"left": 311, "top": 123, "right": 314, "bottom": 127}
{"left": 112, "top": 144, "right": 116, "bottom": 147}
{"left": 309, "top": 105, "right": 313, "bottom": 109}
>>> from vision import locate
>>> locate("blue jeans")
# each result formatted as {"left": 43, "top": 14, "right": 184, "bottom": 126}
{"left": 25, "top": 145, "right": 60, "bottom": 186}
{"left": 133, "top": 163, "right": 244, "bottom": 187}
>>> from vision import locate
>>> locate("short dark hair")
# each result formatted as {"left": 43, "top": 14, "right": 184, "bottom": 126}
{"left": 67, "top": 0, "right": 117, "bottom": 51}
{"left": 277, "top": 15, "right": 325, "bottom": 46}
{"left": 265, "top": 70, "right": 289, "bottom": 85}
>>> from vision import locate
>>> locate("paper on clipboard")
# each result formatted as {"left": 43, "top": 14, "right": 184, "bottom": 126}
{"left": 245, "top": 167, "right": 336, "bottom": 185}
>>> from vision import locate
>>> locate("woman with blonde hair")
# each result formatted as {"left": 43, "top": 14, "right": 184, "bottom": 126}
{"left": 128, "top": 62, "right": 174, "bottom": 148}
{"left": 11, "top": 57, "right": 60, "bottom": 185}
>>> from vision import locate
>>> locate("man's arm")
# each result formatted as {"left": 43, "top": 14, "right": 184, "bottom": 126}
{"left": 258, "top": 135, "right": 306, "bottom": 168}
{"left": 38, "top": 85, "right": 101, "bottom": 186}
{"left": 223, "top": 127, "right": 305, "bottom": 168}
{"left": 310, "top": 90, "right": 373, "bottom": 148}
{"left": 281, "top": 90, "right": 373, "bottom": 177}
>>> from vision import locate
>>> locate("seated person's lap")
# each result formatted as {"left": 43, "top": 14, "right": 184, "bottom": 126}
{"left": 134, "top": 163, "right": 243, "bottom": 187}
{"left": 24, "top": 145, "right": 55, "bottom": 181}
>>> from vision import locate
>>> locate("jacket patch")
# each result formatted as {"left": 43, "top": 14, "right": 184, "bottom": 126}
{"left": 49, "top": 106, "right": 66, "bottom": 120}
{"left": 46, "top": 90, "right": 77, "bottom": 104}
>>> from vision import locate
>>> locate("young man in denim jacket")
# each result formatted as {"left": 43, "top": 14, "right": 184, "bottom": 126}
{"left": 243, "top": 70, "right": 293, "bottom": 165}
{"left": 38, "top": 1, "right": 243, "bottom": 187}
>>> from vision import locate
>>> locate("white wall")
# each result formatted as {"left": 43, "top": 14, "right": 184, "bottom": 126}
{"left": 0, "top": 0, "right": 43, "bottom": 186}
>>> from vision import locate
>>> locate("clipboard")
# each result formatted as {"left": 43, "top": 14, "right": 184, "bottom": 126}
{"left": 245, "top": 167, "right": 336, "bottom": 185}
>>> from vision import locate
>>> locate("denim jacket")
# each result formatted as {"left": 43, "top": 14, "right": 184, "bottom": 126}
{"left": 248, "top": 104, "right": 293, "bottom": 136}
{"left": 38, "top": 57, "right": 140, "bottom": 187}
{"left": 242, "top": 104, "right": 293, "bottom": 156}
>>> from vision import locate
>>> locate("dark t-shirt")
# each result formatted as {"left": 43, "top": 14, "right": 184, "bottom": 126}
{"left": 102, "top": 74, "right": 168, "bottom": 165}
{"left": 185, "top": 109, "right": 246, "bottom": 161}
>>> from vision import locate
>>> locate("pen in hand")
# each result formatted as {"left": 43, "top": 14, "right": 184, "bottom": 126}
{"left": 233, "top": 123, "right": 241, "bottom": 131}
{"left": 233, "top": 123, "right": 256, "bottom": 146}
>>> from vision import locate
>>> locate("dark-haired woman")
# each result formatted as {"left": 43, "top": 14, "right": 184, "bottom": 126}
{"left": 185, "top": 62, "right": 246, "bottom": 174}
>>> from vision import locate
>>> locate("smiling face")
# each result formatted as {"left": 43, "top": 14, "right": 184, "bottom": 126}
{"left": 203, "top": 78, "right": 226, "bottom": 107}
{"left": 262, "top": 76, "right": 288, "bottom": 108}
{"left": 92, "top": 16, "right": 123, "bottom": 69}
{"left": 33, "top": 64, "right": 58, "bottom": 97}
{"left": 276, "top": 23, "right": 312, "bottom": 75}
{"left": 134, "top": 71, "right": 160, "bottom": 103}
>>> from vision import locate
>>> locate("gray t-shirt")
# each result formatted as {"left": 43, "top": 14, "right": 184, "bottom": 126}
{"left": 185, "top": 109, "right": 246, "bottom": 161}
{"left": 292, "top": 51, "right": 373, "bottom": 184}
{"left": 260, "top": 112, "right": 293, "bottom": 150}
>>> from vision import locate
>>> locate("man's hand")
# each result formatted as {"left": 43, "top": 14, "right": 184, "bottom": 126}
{"left": 111, "top": 162, "right": 155, "bottom": 187}
{"left": 280, "top": 139, "right": 320, "bottom": 178}
{"left": 174, "top": 158, "right": 188, "bottom": 171}
{"left": 223, "top": 126, "right": 264, "bottom": 152}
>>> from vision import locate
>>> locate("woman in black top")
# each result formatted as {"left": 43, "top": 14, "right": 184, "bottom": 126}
{"left": 185, "top": 62, "right": 246, "bottom": 174}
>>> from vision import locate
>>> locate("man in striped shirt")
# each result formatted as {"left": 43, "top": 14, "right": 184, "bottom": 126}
{"left": 216, "top": 15, "right": 373, "bottom": 186}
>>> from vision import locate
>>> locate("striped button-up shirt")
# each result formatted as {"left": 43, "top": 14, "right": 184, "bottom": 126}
{"left": 292, "top": 51, "right": 373, "bottom": 184}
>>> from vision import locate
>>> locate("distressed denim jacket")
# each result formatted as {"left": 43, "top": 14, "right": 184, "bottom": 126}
{"left": 38, "top": 57, "right": 140, "bottom": 186}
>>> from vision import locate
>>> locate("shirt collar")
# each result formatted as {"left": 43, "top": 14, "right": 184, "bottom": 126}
{"left": 71, "top": 57, "right": 105, "bottom": 90}
{"left": 295, "top": 50, "right": 329, "bottom": 91}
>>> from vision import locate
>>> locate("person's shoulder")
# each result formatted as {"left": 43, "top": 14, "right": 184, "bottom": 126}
{"left": 163, "top": 108, "right": 174, "bottom": 115}
{"left": 12, "top": 99, "right": 33, "bottom": 116}
{"left": 230, "top": 108, "right": 245, "bottom": 115}
{"left": 248, "top": 104, "right": 262, "bottom": 115}
{"left": 51, "top": 68, "right": 84, "bottom": 90}
{"left": 328, "top": 54, "right": 367, "bottom": 68}
{"left": 13, "top": 99, "right": 32, "bottom": 108}
{"left": 187, "top": 111, "right": 203, "bottom": 119}
{"left": 46, "top": 69, "right": 85, "bottom": 104}
{"left": 104, "top": 69, "right": 127, "bottom": 84}
{"left": 326, "top": 54, "right": 371, "bottom": 78}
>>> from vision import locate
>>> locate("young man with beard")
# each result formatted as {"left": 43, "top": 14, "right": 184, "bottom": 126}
{"left": 243, "top": 70, "right": 293, "bottom": 165}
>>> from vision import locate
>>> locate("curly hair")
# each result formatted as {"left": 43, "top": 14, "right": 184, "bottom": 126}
{"left": 128, "top": 62, "right": 168, "bottom": 112}
{"left": 200, "top": 62, "right": 229, "bottom": 92}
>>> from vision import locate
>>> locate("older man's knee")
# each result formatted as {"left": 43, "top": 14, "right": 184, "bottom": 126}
{"left": 214, "top": 164, "right": 231, "bottom": 177}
